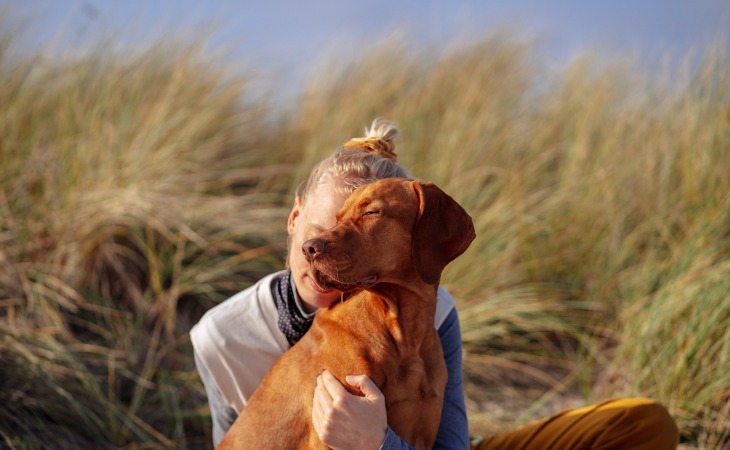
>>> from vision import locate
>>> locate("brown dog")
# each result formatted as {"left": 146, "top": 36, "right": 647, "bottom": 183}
{"left": 217, "top": 178, "right": 475, "bottom": 450}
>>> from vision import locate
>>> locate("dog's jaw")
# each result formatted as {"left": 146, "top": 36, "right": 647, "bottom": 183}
{"left": 310, "top": 265, "right": 378, "bottom": 292}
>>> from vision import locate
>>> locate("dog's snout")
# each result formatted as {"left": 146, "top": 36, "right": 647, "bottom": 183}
{"left": 302, "top": 239, "right": 326, "bottom": 262}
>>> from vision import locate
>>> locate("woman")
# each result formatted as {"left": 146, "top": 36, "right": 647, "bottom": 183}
{"left": 191, "top": 119, "right": 678, "bottom": 449}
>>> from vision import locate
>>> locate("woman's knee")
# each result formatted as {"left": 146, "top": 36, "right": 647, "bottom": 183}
{"left": 609, "top": 398, "right": 679, "bottom": 448}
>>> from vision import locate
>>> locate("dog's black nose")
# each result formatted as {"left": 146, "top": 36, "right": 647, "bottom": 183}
{"left": 302, "top": 239, "right": 325, "bottom": 262}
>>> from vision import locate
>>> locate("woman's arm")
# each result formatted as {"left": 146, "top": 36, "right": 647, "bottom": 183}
{"left": 434, "top": 307, "right": 470, "bottom": 448}
{"left": 194, "top": 351, "right": 239, "bottom": 446}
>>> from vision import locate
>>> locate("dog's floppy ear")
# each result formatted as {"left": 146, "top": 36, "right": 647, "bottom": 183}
{"left": 411, "top": 181, "right": 476, "bottom": 285}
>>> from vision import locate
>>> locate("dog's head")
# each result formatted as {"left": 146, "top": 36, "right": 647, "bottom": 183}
{"left": 302, "top": 178, "right": 475, "bottom": 292}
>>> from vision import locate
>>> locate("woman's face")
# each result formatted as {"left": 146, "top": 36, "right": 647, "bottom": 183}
{"left": 287, "top": 181, "right": 350, "bottom": 313}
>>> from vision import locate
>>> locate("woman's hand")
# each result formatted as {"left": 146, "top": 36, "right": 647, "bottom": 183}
{"left": 312, "top": 369, "right": 387, "bottom": 450}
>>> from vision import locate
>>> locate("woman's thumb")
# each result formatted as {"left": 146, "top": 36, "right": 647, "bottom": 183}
{"left": 345, "top": 374, "right": 382, "bottom": 399}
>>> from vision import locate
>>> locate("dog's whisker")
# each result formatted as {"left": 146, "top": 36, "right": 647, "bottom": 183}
{"left": 343, "top": 252, "right": 354, "bottom": 270}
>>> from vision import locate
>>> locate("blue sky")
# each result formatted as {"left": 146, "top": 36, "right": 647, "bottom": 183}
{"left": 3, "top": 0, "right": 729, "bottom": 97}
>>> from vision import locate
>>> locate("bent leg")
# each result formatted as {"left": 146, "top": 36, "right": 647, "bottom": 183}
{"left": 473, "top": 398, "right": 679, "bottom": 450}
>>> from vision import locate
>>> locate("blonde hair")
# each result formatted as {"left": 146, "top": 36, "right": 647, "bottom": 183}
{"left": 297, "top": 118, "right": 411, "bottom": 203}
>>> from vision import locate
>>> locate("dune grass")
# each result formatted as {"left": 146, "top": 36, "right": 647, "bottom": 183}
{"left": 1, "top": 17, "right": 728, "bottom": 449}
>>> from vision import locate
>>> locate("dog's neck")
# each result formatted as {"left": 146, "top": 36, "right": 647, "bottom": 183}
{"left": 366, "top": 280, "right": 440, "bottom": 355}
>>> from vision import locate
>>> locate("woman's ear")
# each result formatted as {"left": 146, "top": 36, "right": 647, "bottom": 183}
{"left": 287, "top": 196, "right": 303, "bottom": 236}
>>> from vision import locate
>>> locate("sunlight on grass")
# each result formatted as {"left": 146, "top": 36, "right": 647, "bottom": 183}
{"left": 1, "top": 14, "right": 728, "bottom": 449}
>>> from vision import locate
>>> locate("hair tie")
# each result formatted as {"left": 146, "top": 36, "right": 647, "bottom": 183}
{"left": 343, "top": 137, "right": 397, "bottom": 162}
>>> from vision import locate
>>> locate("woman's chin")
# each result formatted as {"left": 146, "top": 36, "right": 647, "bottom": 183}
{"left": 314, "top": 295, "right": 340, "bottom": 309}
{"left": 309, "top": 275, "right": 335, "bottom": 294}
{"left": 301, "top": 277, "right": 340, "bottom": 310}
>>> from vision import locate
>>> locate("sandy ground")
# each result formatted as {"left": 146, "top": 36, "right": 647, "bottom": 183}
{"left": 465, "top": 381, "right": 586, "bottom": 438}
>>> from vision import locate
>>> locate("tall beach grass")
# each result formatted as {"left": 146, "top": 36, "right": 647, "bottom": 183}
{"left": 1, "top": 18, "right": 728, "bottom": 449}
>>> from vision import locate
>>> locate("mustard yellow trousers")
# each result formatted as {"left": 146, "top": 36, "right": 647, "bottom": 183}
{"left": 472, "top": 398, "right": 679, "bottom": 450}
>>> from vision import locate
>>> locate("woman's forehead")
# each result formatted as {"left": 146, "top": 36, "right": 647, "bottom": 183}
{"left": 301, "top": 185, "right": 350, "bottom": 224}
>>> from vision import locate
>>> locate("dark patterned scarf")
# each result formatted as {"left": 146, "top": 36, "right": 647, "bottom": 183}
{"left": 271, "top": 270, "right": 314, "bottom": 346}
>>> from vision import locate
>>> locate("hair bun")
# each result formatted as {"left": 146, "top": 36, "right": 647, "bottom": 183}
{"left": 342, "top": 118, "right": 399, "bottom": 161}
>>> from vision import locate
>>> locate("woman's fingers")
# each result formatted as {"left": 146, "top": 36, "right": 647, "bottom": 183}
{"left": 311, "top": 370, "right": 387, "bottom": 450}
{"left": 345, "top": 374, "right": 384, "bottom": 401}
{"left": 321, "top": 369, "right": 348, "bottom": 398}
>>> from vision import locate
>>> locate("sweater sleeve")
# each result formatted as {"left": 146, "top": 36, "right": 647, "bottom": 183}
{"left": 194, "top": 350, "right": 239, "bottom": 447}
{"left": 379, "top": 308, "right": 470, "bottom": 449}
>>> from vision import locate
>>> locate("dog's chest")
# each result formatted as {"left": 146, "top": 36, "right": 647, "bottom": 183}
{"left": 380, "top": 349, "right": 447, "bottom": 447}
{"left": 384, "top": 350, "right": 445, "bottom": 403}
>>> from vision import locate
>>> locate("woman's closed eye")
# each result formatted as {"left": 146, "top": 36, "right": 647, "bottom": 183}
{"left": 305, "top": 224, "right": 328, "bottom": 238}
